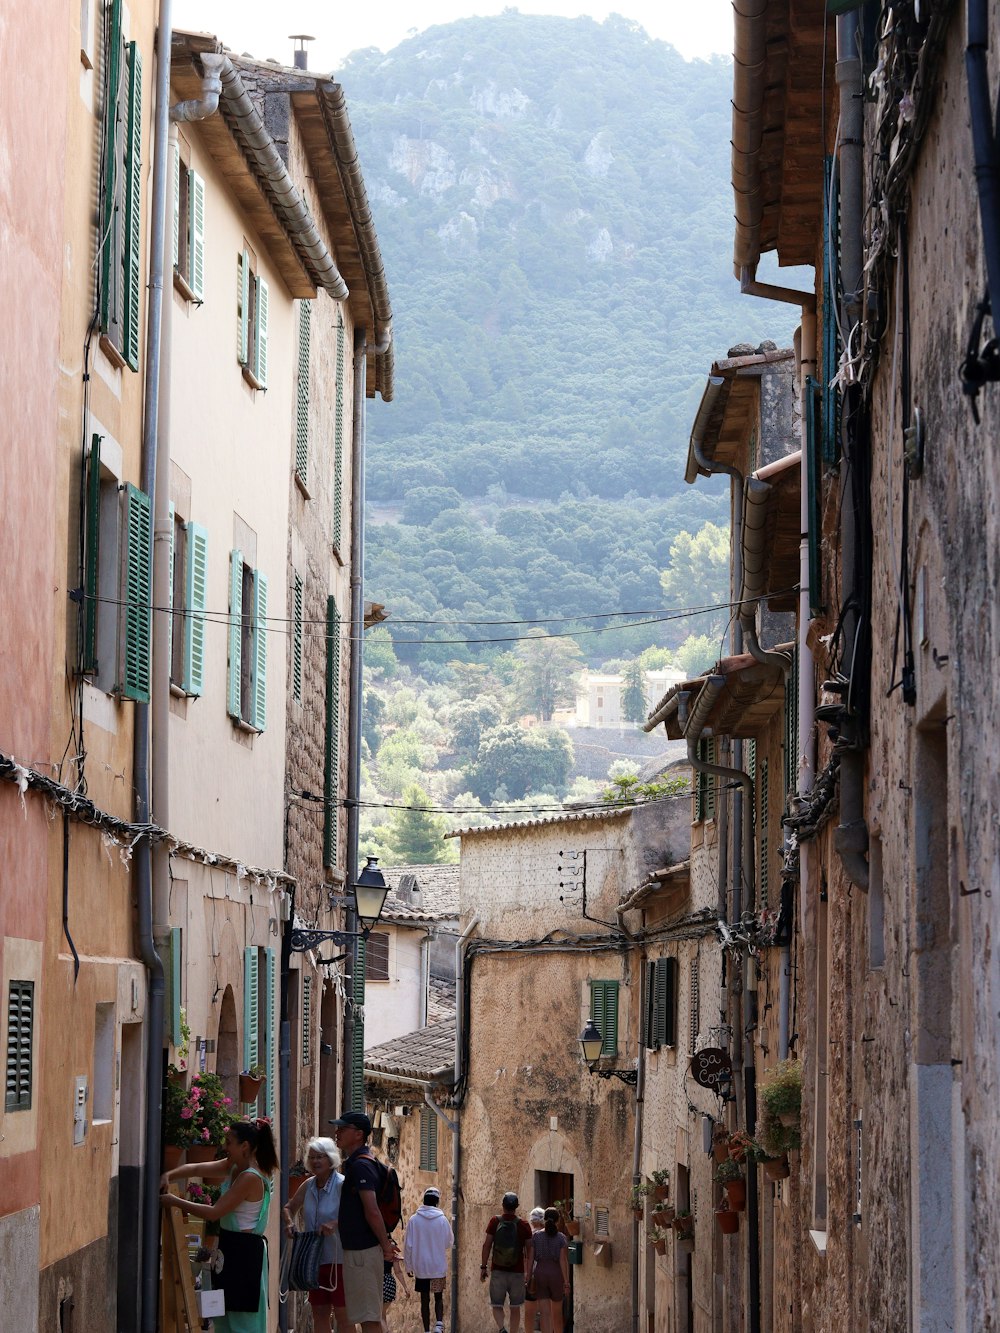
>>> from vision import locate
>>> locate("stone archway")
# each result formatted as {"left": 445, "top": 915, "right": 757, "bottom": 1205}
{"left": 216, "top": 985, "right": 239, "bottom": 1109}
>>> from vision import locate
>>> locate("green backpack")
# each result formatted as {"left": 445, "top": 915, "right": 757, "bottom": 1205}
{"left": 491, "top": 1216, "right": 522, "bottom": 1269}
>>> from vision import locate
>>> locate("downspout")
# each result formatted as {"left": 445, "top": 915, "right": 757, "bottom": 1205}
{"left": 966, "top": 0, "right": 1000, "bottom": 331}
{"left": 833, "top": 11, "right": 870, "bottom": 891}
{"left": 453, "top": 915, "right": 479, "bottom": 1333}
{"left": 137, "top": 3, "right": 172, "bottom": 1328}
{"left": 419, "top": 929, "right": 433, "bottom": 1027}
{"left": 740, "top": 267, "right": 817, "bottom": 310}
{"left": 630, "top": 995, "right": 646, "bottom": 1333}
{"left": 344, "top": 330, "right": 367, "bottom": 1109}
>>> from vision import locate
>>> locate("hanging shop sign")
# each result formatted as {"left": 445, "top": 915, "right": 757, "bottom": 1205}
{"left": 690, "top": 1047, "right": 732, "bottom": 1092}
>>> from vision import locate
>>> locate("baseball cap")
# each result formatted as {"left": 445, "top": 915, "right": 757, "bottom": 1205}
{"left": 328, "top": 1110, "right": 372, "bottom": 1135}
{"left": 424, "top": 1187, "right": 441, "bottom": 1200}
{"left": 502, "top": 1191, "right": 519, "bottom": 1210}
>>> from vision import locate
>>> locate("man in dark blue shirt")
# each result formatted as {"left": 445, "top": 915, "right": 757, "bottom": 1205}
{"left": 330, "top": 1111, "right": 394, "bottom": 1332}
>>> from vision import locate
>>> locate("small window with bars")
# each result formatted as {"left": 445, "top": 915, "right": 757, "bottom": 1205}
{"left": 594, "top": 1206, "right": 610, "bottom": 1237}
{"left": 366, "top": 932, "right": 390, "bottom": 982}
{"left": 6, "top": 981, "right": 35, "bottom": 1111}
{"left": 419, "top": 1104, "right": 438, "bottom": 1171}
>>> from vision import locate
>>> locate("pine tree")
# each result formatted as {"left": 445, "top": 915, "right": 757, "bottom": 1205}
{"left": 621, "top": 658, "right": 648, "bottom": 725}
{"left": 386, "top": 784, "right": 449, "bottom": 864}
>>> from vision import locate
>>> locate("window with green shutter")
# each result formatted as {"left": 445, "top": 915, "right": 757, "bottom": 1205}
{"left": 301, "top": 974, "right": 312, "bottom": 1068}
{"left": 759, "top": 757, "right": 770, "bottom": 910}
{"left": 228, "top": 550, "right": 267, "bottom": 729}
{"left": 295, "top": 302, "right": 311, "bottom": 488}
{"left": 784, "top": 646, "right": 800, "bottom": 796}
{"left": 351, "top": 936, "right": 366, "bottom": 1111}
{"left": 643, "top": 959, "right": 677, "bottom": 1050}
{"left": 81, "top": 434, "right": 102, "bottom": 674}
{"left": 227, "top": 548, "right": 243, "bottom": 719}
{"left": 236, "top": 248, "right": 268, "bottom": 390}
{"left": 589, "top": 979, "right": 620, "bottom": 1056}
{"left": 292, "top": 574, "right": 303, "bottom": 702}
{"left": 419, "top": 1105, "right": 439, "bottom": 1171}
{"left": 243, "top": 947, "right": 259, "bottom": 1111}
{"left": 6, "top": 980, "right": 35, "bottom": 1112}
{"left": 121, "top": 483, "right": 152, "bottom": 701}
{"left": 173, "top": 142, "right": 205, "bottom": 302}
{"left": 694, "top": 738, "right": 715, "bottom": 822}
{"left": 333, "top": 317, "right": 345, "bottom": 553}
{"left": 704, "top": 737, "right": 717, "bottom": 820}
{"left": 264, "top": 948, "right": 277, "bottom": 1118}
{"left": 183, "top": 523, "right": 208, "bottom": 695}
{"left": 99, "top": 0, "right": 143, "bottom": 371}
{"left": 251, "top": 570, "right": 268, "bottom": 731}
{"left": 324, "top": 597, "right": 341, "bottom": 868}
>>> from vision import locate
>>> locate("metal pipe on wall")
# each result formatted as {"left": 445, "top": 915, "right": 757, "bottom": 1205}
{"left": 452, "top": 917, "right": 478, "bottom": 1333}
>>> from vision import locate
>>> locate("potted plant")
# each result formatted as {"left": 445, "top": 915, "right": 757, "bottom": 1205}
{"left": 674, "top": 1210, "right": 695, "bottom": 1250}
{"left": 715, "top": 1205, "right": 739, "bottom": 1235}
{"left": 711, "top": 1125, "right": 731, "bottom": 1164}
{"left": 651, "top": 1203, "right": 675, "bottom": 1226}
{"left": 163, "top": 1068, "right": 194, "bottom": 1167}
{"left": 728, "top": 1129, "right": 753, "bottom": 1163}
{"left": 553, "top": 1199, "right": 579, "bottom": 1236}
{"left": 187, "top": 1181, "right": 222, "bottom": 1237}
{"left": 756, "top": 1105, "right": 802, "bottom": 1160}
{"left": 650, "top": 1168, "right": 670, "bottom": 1201}
{"left": 630, "top": 1183, "right": 651, "bottom": 1220}
{"left": 239, "top": 1063, "right": 266, "bottom": 1104}
{"left": 185, "top": 1072, "right": 234, "bottom": 1163}
{"left": 714, "top": 1158, "right": 746, "bottom": 1211}
{"left": 762, "top": 1153, "right": 791, "bottom": 1181}
{"left": 648, "top": 1226, "right": 670, "bottom": 1256}
{"left": 758, "top": 1058, "right": 802, "bottom": 1128}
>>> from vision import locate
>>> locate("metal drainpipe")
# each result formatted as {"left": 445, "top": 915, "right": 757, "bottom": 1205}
{"left": 452, "top": 917, "right": 479, "bottom": 1333}
{"left": 967, "top": 0, "right": 1000, "bottom": 312}
{"left": 136, "top": 3, "right": 172, "bottom": 1327}
{"left": 630, "top": 991, "right": 646, "bottom": 1333}
{"left": 344, "top": 330, "right": 367, "bottom": 1110}
{"left": 419, "top": 929, "right": 433, "bottom": 1027}
{"left": 834, "top": 11, "right": 870, "bottom": 891}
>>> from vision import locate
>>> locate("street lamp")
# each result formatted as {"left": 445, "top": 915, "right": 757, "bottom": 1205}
{"left": 579, "top": 1020, "right": 638, "bottom": 1087}
{"left": 289, "top": 857, "right": 389, "bottom": 954}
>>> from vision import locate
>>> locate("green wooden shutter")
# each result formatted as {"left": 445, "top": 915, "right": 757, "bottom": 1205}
{"left": 694, "top": 739, "right": 706, "bottom": 822}
{"left": 169, "top": 927, "right": 182, "bottom": 1048}
{"left": 82, "top": 434, "right": 102, "bottom": 673}
{"left": 590, "top": 980, "right": 619, "bottom": 1056}
{"left": 172, "top": 141, "right": 180, "bottom": 270}
{"left": 237, "top": 250, "right": 249, "bottom": 364}
{"left": 352, "top": 936, "right": 366, "bottom": 1111}
{"left": 784, "top": 645, "right": 799, "bottom": 796}
{"left": 704, "top": 737, "right": 717, "bottom": 819}
{"left": 295, "top": 302, "right": 311, "bottom": 486}
{"left": 759, "top": 757, "right": 770, "bottom": 910}
{"left": 292, "top": 574, "right": 303, "bottom": 702}
{"left": 333, "top": 318, "right": 345, "bottom": 550}
{"left": 100, "top": 0, "right": 123, "bottom": 334}
{"left": 323, "top": 597, "right": 341, "bottom": 868}
{"left": 5, "top": 981, "right": 35, "bottom": 1112}
{"left": 184, "top": 522, "right": 208, "bottom": 695}
{"left": 122, "top": 483, "right": 152, "bottom": 701}
{"left": 301, "top": 974, "right": 312, "bottom": 1067}
{"left": 227, "top": 550, "right": 243, "bottom": 719}
{"left": 265, "top": 948, "right": 277, "bottom": 1118}
{"left": 254, "top": 276, "right": 268, "bottom": 387}
{"left": 641, "top": 960, "right": 655, "bottom": 1049}
{"left": 167, "top": 502, "right": 176, "bottom": 674}
{"left": 122, "top": 42, "right": 143, "bottom": 371}
{"left": 190, "top": 171, "right": 205, "bottom": 301}
{"left": 419, "top": 1105, "right": 439, "bottom": 1171}
{"left": 243, "top": 947, "right": 259, "bottom": 1106}
{"left": 746, "top": 738, "right": 756, "bottom": 783}
{"left": 251, "top": 570, "right": 268, "bottom": 731}
{"left": 661, "top": 957, "right": 678, "bottom": 1047}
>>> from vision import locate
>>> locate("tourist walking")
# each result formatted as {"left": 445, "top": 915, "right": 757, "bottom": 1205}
{"left": 523, "top": 1208, "right": 545, "bottom": 1333}
{"left": 404, "top": 1187, "right": 454, "bottom": 1332}
{"left": 481, "top": 1191, "right": 532, "bottom": 1333}
{"left": 282, "top": 1137, "right": 350, "bottom": 1333}
{"left": 527, "top": 1209, "right": 570, "bottom": 1333}
{"left": 330, "top": 1111, "right": 397, "bottom": 1333}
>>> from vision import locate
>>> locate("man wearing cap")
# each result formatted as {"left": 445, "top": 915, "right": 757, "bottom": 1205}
{"left": 330, "top": 1111, "right": 395, "bottom": 1333}
{"left": 481, "top": 1192, "right": 533, "bottom": 1333}
{"left": 403, "top": 1187, "right": 453, "bottom": 1333}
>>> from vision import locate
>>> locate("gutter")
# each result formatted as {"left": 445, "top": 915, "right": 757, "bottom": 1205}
{"left": 451, "top": 916, "right": 479, "bottom": 1333}
{"left": 630, "top": 1018, "right": 646, "bottom": 1333}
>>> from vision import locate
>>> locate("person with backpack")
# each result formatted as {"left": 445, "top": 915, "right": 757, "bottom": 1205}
{"left": 330, "top": 1111, "right": 398, "bottom": 1333}
{"left": 481, "top": 1192, "right": 533, "bottom": 1333}
{"left": 404, "top": 1187, "right": 454, "bottom": 1333}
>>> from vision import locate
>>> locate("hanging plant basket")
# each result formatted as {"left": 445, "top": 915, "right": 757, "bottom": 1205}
{"left": 633, "top": 1206, "right": 645, "bottom": 1221}
{"left": 239, "top": 1072, "right": 265, "bottom": 1104}
{"left": 763, "top": 1155, "right": 790, "bottom": 1181}
{"left": 565, "top": 1219, "right": 581, "bottom": 1237}
{"left": 672, "top": 1214, "right": 692, "bottom": 1234}
{"left": 162, "top": 1144, "right": 185, "bottom": 1171}
{"left": 652, "top": 1238, "right": 667, "bottom": 1256}
{"left": 653, "top": 1184, "right": 670, "bottom": 1201}
{"left": 677, "top": 1233, "right": 695, "bottom": 1253}
{"left": 715, "top": 1208, "right": 739, "bottom": 1235}
{"left": 712, "top": 1141, "right": 730, "bottom": 1165}
{"left": 778, "top": 1111, "right": 799, "bottom": 1128}
{"left": 652, "top": 1207, "right": 674, "bottom": 1227}
{"left": 725, "top": 1179, "right": 746, "bottom": 1211}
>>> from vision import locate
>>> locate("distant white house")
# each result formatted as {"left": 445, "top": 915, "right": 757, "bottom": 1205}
{"left": 553, "top": 667, "right": 686, "bottom": 730}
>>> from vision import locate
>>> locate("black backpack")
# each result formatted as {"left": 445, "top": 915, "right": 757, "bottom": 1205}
{"left": 491, "top": 1216, "right": 522, "bottom": 1268}
{"left": 352, "top": 1150, "right": 403, "bottom": 1234}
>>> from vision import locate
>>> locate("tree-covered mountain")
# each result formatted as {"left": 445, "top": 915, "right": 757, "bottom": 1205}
{"left": 339, "top": 13, "right": 799, "bottom": 664}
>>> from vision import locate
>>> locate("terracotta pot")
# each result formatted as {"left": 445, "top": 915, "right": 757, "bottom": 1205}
{"left": 652, "top": 1238, "right": 667, "bottom": 1256}
{"left": 239, "top": 1073, "right": 264, "bottom": 1104}
{"left": 715, "top": 1208, "right": 739, "bottom": 1235}
{"left": 162, "top": 1144, "right": 185, "bottom": 1171}
{"left": 725, "top": 1179, "right": 746, "bottom": 1211}
{"left": 652, "top": 1207, "right": 673, "bottom": 1227}
{"left": 763, "top": 1155, "right": 790, "bottom": 1181}
{"left": 565, "top": 1220, "right": 580, "bottom": 1237}
{"left": 653, "top": 1184, "right": 670, "bottom": 1201}
{"left": 187, "top": 1144, "right": 219, "bottom": 1165}
{"left": 632, "top": 1206, "right": 644, "bottom": 1220}
{"left": 678, "top": 1235, "right": 695, "bottom": 1253}
{"left": 778, "top": 1111, "right": 799, "bottom": 1128}
{"left": 712, "top": 1142, "right": 730, "bottom": 1165}
{"left": 671, "top": 1215, "right": 692, "bottom": 1233}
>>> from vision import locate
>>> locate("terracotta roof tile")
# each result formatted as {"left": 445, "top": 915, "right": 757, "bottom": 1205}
{"left": 381, "top": 864, "right": 459, "bottom": 922}
{"left": 363, "top": 1018, "right": 455, "bottom": 1083}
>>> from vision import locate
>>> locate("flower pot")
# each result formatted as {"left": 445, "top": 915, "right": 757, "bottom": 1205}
{"left": 778, "top": 1111, "right": 799, "bottom": 1128}
{"left": 712, "top": 1142, "right": 730, "bottom": 1165}
{"left": 715, "top": 1208, "right": 739, "bottom": 1235}
{"left": 565, "top": 1220, "right": 580, "bottom": 1237}
{"left": 763, "top": 1155, "right": 790, "bottom": 1181}
{"left": 728, "top": 1144, "right": 746, "bottom": 1163}
{"left": 187, "top": 1144, "right": 219, "bottom": 1165}
{"left": 163, "top": 1144, "right": 185, "bottom": 1171}
{"left": 633, "top": 1206, "right": 645, "bottom": 1221}
{"left": 725, "top": 1179, "right": 746, "bottom": 1211}
{"left": 652, "top": 1207, "right": 674, "bottom": 1227}
{"left": 653, "top": 1184, "right": 670, "bottom": 1201}
{"left": 678, "top": 1235, "right": 695, "bottom": 1253}
{"left": 239, "top": 1073, "right": 264, "bottom": 1104}
{"left": 671, "top": 1215, "right": 692, "bottom": 1234}
{"left": 652, "top": 1238, "right": 667, "bottom": 1256}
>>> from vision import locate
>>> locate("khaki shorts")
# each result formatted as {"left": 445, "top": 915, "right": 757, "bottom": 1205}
{"left": 343, "top": 1245, "right": 383, "bottom": 1324}
{"left": 490, "top": 1269, "right": 526, "bottom": 1308}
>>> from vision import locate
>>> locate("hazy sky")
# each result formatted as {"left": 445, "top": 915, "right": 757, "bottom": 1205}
{"left": 171, "top": 1, "right": 734, "bottom": 70}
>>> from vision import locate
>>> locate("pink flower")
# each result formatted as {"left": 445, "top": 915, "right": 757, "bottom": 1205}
{"left": 214, "top": 1100, "right": 222, "bottom": 1108}
{"left": 223, "top": 1097, "right": 232, "bottom": 1106}
{"left": 201, "top": 1129, "right": 210, "bottom": 1142}
{"left": 180, "top": 1107, "right": 193, "bottom": 1120}
{"left": 190, "top": 1088, "right": 202, "bottom": 1101}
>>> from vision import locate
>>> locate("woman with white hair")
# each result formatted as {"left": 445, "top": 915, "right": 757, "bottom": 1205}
{"left": 523, "top": 1207, "right": 546, "bottom": 1333}
{"left": 282, "top": 1137, "right": 350, "bottom": 1333}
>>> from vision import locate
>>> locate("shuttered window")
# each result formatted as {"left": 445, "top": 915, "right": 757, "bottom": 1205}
{"left": 295, "top": 302, "right": 311, "bottom": 488}
{"left": 227, "top": 551, "right": 267, "bottom": 729}
{"left": 172, "top": 144, "right": 205, "bottom": 301}
{"left": 264, "top": 948, "right": 277, "bottom": 1118}
{"left": 100, "top": 0, "right": 143, "bottom": 370}
{"left": 243, "top": 947, "right": 259, "bottom": 1111}
{"left": 183, "top": 523, "right": 208, "bottom": 695}
{"left": 121, "top": 483, "right": 152, "bottom": 701}
{"left": 301, "top": 974, "right": 312, "bottom": 1067}
{"left": 352, "top": 935, "right": 366, "bottom": 1112}
{"left": 590, "top": 980, "right": 620, "bottom": 1056}
{"left": 366, "top": 932, "right": 390, "bottom": 982}
{"left": 704, "top": 737, "right": 717, "bottom": 820}
{"left": 81, "top": 435, "right": 103, "bottom": 673}
{"left": 323, "top": 597, "right": 341, "bottom": 867}
{"left": 694, "top": 738, "right": 715, "bottom": 822}
{"left": 643, "top": 959, "right": 677, "bottom": 1049}
{"left": 292, "top": 574, "right": 303, "bottom": 702}
{"left": 333, "top": 318, "right": 346, "bottom": 553}
{"left": 236, "top": 250, "right": 268, "bottom": 389}
{"left": 784, "top": 645, "right": 799, "bottom": 797}
{"left": 251, "top": 570, "right": 268, "bottom": 731}
{"left": 168, "top": 927, "right": 183, "bottom": 1049}
{"left": 5, "top": 981, "right": 34, "bottom": 1112}
{"left": 759, "top": 757, "right": 770, "bottom": 910}
{"left": 419, "top": 1105, "right": 439, "bottom": 1171}
{"left": 688, "top": 961, "right": 700, "bottom": 1057}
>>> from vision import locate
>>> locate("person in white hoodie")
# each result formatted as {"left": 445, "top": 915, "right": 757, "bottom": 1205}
{"left": 403, "top": 1188, "right": 454, "bottom": 1333}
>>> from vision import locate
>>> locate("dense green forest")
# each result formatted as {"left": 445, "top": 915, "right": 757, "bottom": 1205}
{"left": 339, "top": 13, "right": 800, "bottom": 666}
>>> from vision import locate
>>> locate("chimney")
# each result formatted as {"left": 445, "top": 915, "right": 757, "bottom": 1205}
{"left": 289, "top": 34, "right": 314, "bottom": 70}
{"left": 396, "top": 873, "right": 421, "bottom": 906}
